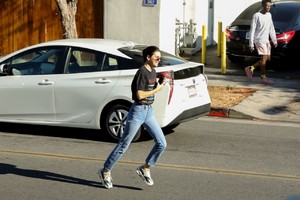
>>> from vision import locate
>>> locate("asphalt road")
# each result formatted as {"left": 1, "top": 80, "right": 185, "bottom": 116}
{"left": 1, "top": 118, "right": 300, "bottom": 200}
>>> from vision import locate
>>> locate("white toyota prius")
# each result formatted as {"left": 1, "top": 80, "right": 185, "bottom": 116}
{"left": 0, "top": 39, "right": 211, "bottom": 141}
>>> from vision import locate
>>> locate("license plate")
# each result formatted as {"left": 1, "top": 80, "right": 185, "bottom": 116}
{"left": 245, "top": 32, "right": 250, "bottom": 39}
{"left": 187, "top": 85, "right": 197, "bottom": 98}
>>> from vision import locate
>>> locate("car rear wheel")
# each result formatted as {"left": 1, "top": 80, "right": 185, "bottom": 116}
{"left": 227, "top": 55, "right": 245, "bottom": 63}
{"left": 102, "top": 104, "right": 141, "bottom": 142}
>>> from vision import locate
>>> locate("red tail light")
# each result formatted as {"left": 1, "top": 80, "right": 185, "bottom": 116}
{"left": 157, "top": 70, "right": 174, "bottom": 105}
{"left": 226, "top": 27, "right": 235, "bottom": 40}
{"left": 276, "top": 30, "right": 295, "bottom": 43}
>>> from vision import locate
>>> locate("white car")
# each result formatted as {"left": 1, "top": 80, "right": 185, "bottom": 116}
{"left": 0, "top": 38, "right": 211, "bottom": 141}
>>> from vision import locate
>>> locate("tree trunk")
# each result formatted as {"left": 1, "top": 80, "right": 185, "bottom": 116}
{"left": 55, "top": 0, "right": 78, "bottom": 39}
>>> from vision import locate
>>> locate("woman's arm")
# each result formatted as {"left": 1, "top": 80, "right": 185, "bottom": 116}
{"left": 136, "top": 82, "right": 164, "bottom": 100}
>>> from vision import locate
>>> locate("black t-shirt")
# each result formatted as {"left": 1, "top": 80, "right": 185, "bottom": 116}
{"left": 131, "top": 65, "right": 157, "bottom": 105}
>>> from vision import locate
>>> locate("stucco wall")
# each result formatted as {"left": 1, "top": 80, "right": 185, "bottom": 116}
{"left": 104, "top": 0, "right": 160, "bottom": 46}
{"left": 159, "top": 0, "right": 180, "bottom": 54}
{"left": 104, "top": 0, "right": 261, "bottom": 55}
{"left": 214, "top": 0, "right": 260, "bottom": 30}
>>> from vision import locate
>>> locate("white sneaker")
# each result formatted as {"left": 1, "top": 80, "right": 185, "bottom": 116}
{"left": 136, "top": 166, "right": 154, "bottom": 186}
{"left": 98, "top": 168, "right": 113, "bottom": 189}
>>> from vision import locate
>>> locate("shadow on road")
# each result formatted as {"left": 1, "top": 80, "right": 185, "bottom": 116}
{"left": 0, "top": 163, "right": 143, "bottom": 190}
{"left": 0, "top": 122, "right": 114, "bottom": 143}
{"left": 0, "top": 122, "right": 175, "bottom": 143}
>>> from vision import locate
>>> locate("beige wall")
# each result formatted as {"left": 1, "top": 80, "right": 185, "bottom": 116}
{"left": 104, "top": 0, "right": 260, "bottom": 54}
{"left": 104, "top": 0, "right": 160, "bottom": 46}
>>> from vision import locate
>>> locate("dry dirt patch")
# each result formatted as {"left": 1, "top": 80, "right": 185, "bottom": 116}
{"left": 208, "top": 86, "right": 258, "bottom": 108}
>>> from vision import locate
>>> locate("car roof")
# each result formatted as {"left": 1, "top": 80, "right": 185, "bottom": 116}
{"left": 235, "top": 0, "right": 300, "bottom": 19}
{"left": 231, "top": 0, "right": 300, "bottom": 31}
{"left": 5, "top": 38, "right": 143, "bottom": 59}
{"left": 40, "top": 38, "right": 144, "bottom": 58}
{"left": 41, "top": 38, "right": 138, "bottom": 49}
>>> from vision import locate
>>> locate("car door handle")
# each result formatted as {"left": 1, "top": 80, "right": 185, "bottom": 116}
{"left": 38, "top": 79, "right": 54, "bottom": 85}
{"left": 95, "top": 78, "right": 111, "bottom": 84}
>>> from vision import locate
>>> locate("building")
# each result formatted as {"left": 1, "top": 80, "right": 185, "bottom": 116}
{"left": 104, "top": 0, "right": 260, "bottom": 54}
{"left": 0, "top": 0, "right": 260, "bottom": 56}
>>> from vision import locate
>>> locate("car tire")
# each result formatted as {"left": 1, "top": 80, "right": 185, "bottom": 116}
{"left": 102, "top": 104, "right": 141, "bottom": 142}
{"left": 227, "top": 55, "right": 245, "bottom": 63}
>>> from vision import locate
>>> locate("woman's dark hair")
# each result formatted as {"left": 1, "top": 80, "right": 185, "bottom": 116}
{"left": 262, "top": 0, "right": 272, "bottom": 5}
{"left": 142, "top": 46, "right": 160, "bottom": 62}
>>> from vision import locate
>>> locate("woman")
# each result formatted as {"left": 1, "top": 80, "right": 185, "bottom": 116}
{"left": 98, "top": 46, "right": 167, "bottom": 189}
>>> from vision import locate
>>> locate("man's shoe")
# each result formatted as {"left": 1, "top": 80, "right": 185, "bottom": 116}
{"left": 136, "top": 166, "right": 154, "bottom": 186}
{"left": 98, "top": 168, "right": 113, "bottom": 189}
{"left": 261, "top": 78, "right": 274, "bottom": 85}
{"left": 245, "top": 66, "right": 253, "bottom": 80}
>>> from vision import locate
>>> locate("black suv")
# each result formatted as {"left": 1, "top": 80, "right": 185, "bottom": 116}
{"left": 226, "top": 0, "right": 300, "bottom": 64}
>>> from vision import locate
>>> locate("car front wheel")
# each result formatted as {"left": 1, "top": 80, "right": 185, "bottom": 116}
{"left": 102, "top": 104, "right": 141, "bottom": 142}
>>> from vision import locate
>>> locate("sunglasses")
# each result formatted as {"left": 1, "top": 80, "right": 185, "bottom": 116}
{"left": 153, "top": 56, "right": 161, "bottom": 61}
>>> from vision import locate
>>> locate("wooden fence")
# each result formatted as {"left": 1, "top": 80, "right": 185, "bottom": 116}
{"left": 0, "top": 0, "right": 103, "bottom": 56}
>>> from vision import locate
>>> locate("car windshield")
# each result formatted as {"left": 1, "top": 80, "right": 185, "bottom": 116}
{"left": 119, "top": 45, "right": 187, "bottom": 67}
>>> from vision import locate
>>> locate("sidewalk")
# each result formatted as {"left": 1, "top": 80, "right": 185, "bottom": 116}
{"left": 183, "top": 46, "right": 300, "bottom": 123}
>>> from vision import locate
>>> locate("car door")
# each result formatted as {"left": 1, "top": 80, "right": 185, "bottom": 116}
{"left": 54, "top": 48, "right": 120, "bottom": 124}
{"left": 0, "top": 47, "right": 63, "bottom": 122}
{"left": 0, "top": 75, "right": 57, "bottom": 121}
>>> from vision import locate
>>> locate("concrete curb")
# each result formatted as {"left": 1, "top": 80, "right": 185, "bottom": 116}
{"left": 209, "top": 107, "right": 256, "bottom": 120}
{"left": 228, "top": 108, "right": 256, "bottom": 120}
{"left": 208, "top": 107, "right": 229, "bottom": 118}
{"left": 209, "top": 106, "right": 300, "bottom": 124}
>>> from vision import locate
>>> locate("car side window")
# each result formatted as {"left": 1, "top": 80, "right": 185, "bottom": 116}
{"left": 1, "top": 47, "right": 64, "bottom": 76}
{"left": 66, "top": 48, "right": 105, "bottom": 73}
{"left": 64, "top": 48, "right": 141, "bottom": 73}
{"left": 102, "top": 54, "right": 140, "bottom": 71}
{"left": 102, "top": 56, "right": 119, "bottom": 71}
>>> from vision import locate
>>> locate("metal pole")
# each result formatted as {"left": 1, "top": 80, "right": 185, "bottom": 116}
{"left": 182, "top": 0, "right": 186, "bottom": 47}
{"left": 217, "top": 21, "right": 222, "bottom": 57}
{"left": 202, "top": 25, "right": 207, "bottom": 64}
{"left": 221, "top": 31, "right": 226, "bottom": 74}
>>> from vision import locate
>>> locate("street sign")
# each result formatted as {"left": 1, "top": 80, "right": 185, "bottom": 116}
{"left": 144, "top": 0, "right": 158, "bottom": 6}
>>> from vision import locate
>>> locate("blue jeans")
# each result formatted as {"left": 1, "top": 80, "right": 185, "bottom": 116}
{"left": 104, "top": 103, "right": 167, "bottom": 170}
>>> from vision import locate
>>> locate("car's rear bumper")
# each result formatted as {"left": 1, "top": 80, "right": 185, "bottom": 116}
{"left": 226, "top": 42, "right": 296, "bottom": 60}
{"left": 165, "top": 103, "right": 211, "bottom": 127}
